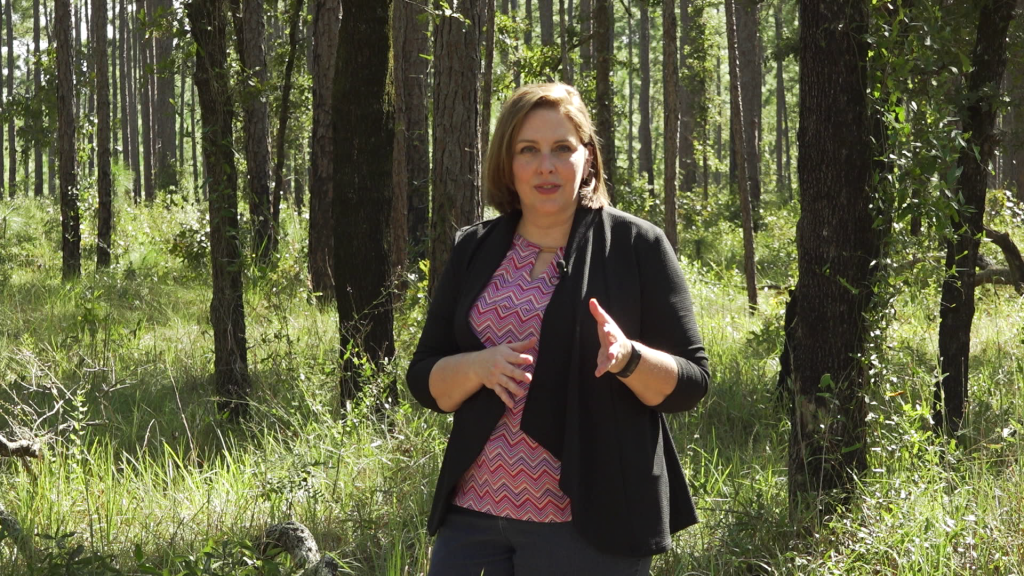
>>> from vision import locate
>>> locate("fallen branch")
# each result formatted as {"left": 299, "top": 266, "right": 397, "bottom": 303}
{"left": 984, "top": 226, "right": 1024, "bottom": 295}
{"left": 0, "top": 435, "right": 40, "bottom": 459}
{"left": 975, "top": 267, "right": 1015, "bottom": 287}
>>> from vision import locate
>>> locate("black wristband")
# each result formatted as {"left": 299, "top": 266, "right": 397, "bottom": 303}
{"left": 612, "top": 341, "right": 642, "bottom": 378}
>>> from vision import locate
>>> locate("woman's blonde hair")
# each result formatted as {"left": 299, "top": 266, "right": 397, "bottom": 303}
{"left": 484, "top": 82, "right": 610, "bottom": 214}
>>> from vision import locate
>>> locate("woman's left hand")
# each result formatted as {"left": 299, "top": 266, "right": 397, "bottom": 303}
{"left": 589, "top": 298, "right": 632, "bottom": 377}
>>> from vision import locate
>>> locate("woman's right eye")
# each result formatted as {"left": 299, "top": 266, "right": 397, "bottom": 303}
{"left": 519, "top": 146, "right": 537, "bottom": 154}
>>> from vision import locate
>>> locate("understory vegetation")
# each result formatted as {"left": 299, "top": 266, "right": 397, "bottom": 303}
{"left": 1, "top": 194, "right": 1022, "bottom": 575}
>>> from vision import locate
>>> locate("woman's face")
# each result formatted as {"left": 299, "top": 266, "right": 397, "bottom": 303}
{"left": 512, "top": 107, "right": 590, "bottom": 221}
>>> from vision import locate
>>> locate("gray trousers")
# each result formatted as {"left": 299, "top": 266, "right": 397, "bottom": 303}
{"left": 427, "top": 506, "right": 653, "bottom": 576}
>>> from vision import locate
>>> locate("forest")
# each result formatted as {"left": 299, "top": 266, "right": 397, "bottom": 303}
{"left": 0, "top": 0, "right": 1023, "bottom": 573}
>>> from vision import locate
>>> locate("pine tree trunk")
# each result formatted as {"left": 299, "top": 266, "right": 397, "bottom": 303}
{"left": 429, "top": 0, "right": 482, "bottom": 296}
{"left": 934, "top": 0, "right": 1018, "bottom": 434}
{"left": 539, "top": 0, "right": 554, "bottom": 46}
{"left": 128, "top": 0, "right": 141, "bottom": 202}
{"left": 335, "top": 0, "right": 395, "bottom": 403}
{"left": 191, "top": 68, "right": 200, "bottom": 200}
{"left": 579, "top": 0, "right": 590, "bottom": 75}
{"left": 231, "top": 0, "right": 275, "bottom": 263}
{"left": 482, "top": 0, "right": 495, "bottom": 155}
{"left": 6, "top": 0, "right": 14, "bottom": 198}
{"left": 525, "top": 0, "right": 533, "bottom": 46}
{"left": 34, "top": 0, "right": 43, "bottom": 198}
{"left": 111, "top": 1, "right": 119, "bottom": 157}
{"left": 774, "top": 0, "right": 787, "bottom": 201}
{"left": 0, "top": 0, "right": 5, "bottom": 198}
{"left": 678, "top": 0, "right": 697, "bottom": 194}
{"left": 152, "top": 0, "right": 176, "bottom": 195}
{"left": 139, "top": 0, "right": 155, "bottom": 201}
{"left": 663, "top": 0, "right": 679, "bottom": 252}
{"left": 394, "top": 0, "right": 430, "bottom": 263}
{"left": 726, "top": 0, "right": 756, "bottom": 310}
{"left": 120, "top": 0, "right": 133, "bottom": 170}
{"left": 187, "top": 0, "right": 250, "bottom": 420}
{"left": 178, "top": 61, "right": 186, "bottom": 171}
{"left": 308, "top": 0, "right": 340, "bottom": 301}
{"left": 625, "top": 0, "right": 633, "bottom": 179}
{"left": 57, "top": 0, "right": 80, "bottom": 279}
{"left": 271, "top": 0, "right": 305, "bottom": 236}
{"left": 559, "top": 0, "right": 570, "bottom": 83}
{"left": 594, "top": 0, "right": 615, "bottom": 203}
{"left": 638, "top": 0, "right": 653, "bottom": 194}
{"left": 736, "top": 0, "right": 761, "bottom": 221}
{"left": 1006, "top": 55, "right": 1024, "bottom": 202}
{"left": 789, "top": 0, "right": 878, "bottom": 525}
{"left": 95, "top": 0, "right": 113, "bottom": 268}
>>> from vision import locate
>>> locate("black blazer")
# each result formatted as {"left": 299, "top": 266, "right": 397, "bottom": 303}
{"left": 406, "top": 206, "right": 710, "bottom": 557}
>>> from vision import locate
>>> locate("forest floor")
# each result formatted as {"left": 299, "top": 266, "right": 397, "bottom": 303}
{"left": 0, "top": 194, "right": 1023, "bottom": 575}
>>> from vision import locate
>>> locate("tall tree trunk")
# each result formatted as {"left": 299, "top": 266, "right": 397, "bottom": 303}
{"left": 188, "top": 0, "right": 250, "bottom": 420}
{"left": 231, "top": 0, "right": 275, "bottom": 263}
{"left": 34, "top": 0, "right": 43, "bottom": 198}
{"left": 789, "top": 0, "right": 878, "bottom": 525}
{"left": 678, "top": 0, "right": 698, "bottom": 195}
{"left": 525, "top": 0, "right": 533, "bottom": 46}
{"left": 335, "top": 0, "right": 395, "bottom": 403}
{"left": 774, "top": 0, "right": 788, "bottom": 201}
{"left": 271, "top": 0, "right": 305, "bottom": 235}
{"left": 6, "top": 0, "right": 14, "bottom": 198}
{"left": 178, "top": 60, "right": 186, "bottom": 171}
{"left": 594, "top": 0, "right": 615, "bottom": 203}
{"left": 539, "top": 0, "right": 554, "bottom": 46}
{"left": 394, "top": 0, "right": 430, "bottom": 263}
{"left": 559, "top": 0, "right": 571, "bottom": 83}
{"left": 934, "top": 0, "right": 1018, "bottom": 434}
{"left": 119, "top": 0, "right": 131, "bottom": 169}
{"left": 625, "top": 0, "right": 633, "bottom": 179}
{"left": 638, "top": 0, "right": 653, "bottom": 195}
{"left": 726, "top": 0, "right": 756, "bottom": 310}
{"left": 664, "top": 0, "right": 679, "bottom": 251}
{"left": 736, "top": 0, "right": 761, "bottom": 221}
{"left": 191, "top": 66, "right": 200, "bottom": 200}
{"left": 482, "top": 0, "right": 495, "bottom": 155}
{"left": 429, "top": 0, "right": 482, "bottom": 296}
{"left": 0, "top": 0, "right": 4, "bottom": 199}
{"left": 579, "top": 0, "right": 591, "bottom": 75}
{"left": 308, "top": 0, "right": 340, "bottom": 301}
{"left": 111, "top": 0, "right": 119, "bottom": 157}
{"left": 128, "top": 0, "right": 142, "bottom": 202}
{"left": 139, "top": 0, "right": 155, "bottom": 201}
{"left": 95, "top": 0, "right": 113, "bottom": 268}
{"left": 57, "top": 0, "right": 80, "bottom": 279}
{"left": 154, "top": 0, "right": 176, "bottom": 195}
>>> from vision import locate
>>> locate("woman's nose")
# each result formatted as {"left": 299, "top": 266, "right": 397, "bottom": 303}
{"left": 537, "top": 152, "right": 556, "bottom": 172}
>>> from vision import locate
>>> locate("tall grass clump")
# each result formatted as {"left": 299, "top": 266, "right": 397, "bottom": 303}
{"left": 0, "top": 193, "right": 1022, "bottom": 574}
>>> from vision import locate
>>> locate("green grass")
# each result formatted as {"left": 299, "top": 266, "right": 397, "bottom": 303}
{"left": 1, "top": 194, "right": 1023, "bottom": 575}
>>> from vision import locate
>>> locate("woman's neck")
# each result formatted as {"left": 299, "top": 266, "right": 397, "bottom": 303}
{"left": 517, "top": 209, "right": 575, "bottom": 249}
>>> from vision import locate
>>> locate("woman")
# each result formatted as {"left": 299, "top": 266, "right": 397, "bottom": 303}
{"left": 406, "top": 83, "right": 709, "bottom": 575}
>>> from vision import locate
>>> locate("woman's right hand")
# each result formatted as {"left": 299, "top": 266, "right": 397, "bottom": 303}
{"left": 472, "top": 337, "right": 537, "bottom": 408}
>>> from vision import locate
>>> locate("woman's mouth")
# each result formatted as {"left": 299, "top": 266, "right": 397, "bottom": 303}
{"left": 535, "top": 183, "right": 561, "bottom": 195}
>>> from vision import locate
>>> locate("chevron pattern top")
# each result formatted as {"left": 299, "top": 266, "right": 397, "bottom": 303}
{"left": 452, "top": 233, "right": 572, "bottom": 523}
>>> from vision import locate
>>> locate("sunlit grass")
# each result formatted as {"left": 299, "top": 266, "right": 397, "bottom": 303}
{"left": 0, "top": 194, "right": 1022, "bottom": 574}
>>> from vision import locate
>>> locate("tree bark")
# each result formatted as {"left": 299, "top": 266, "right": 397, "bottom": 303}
{"left": 231, "top": 0, "right": 275, "bottom": 264}
{"left": 625, "top": 0, "right": 633, "bottom": 179}
{"left": 308, "top": 0, "right": 340, "bottom": 301}
{"left": 482, "top": 0, "right": 496, "bottom": 155}
{"left": 594, "top": 0, "right": 615, "bottom": 203}
{"left": 429, "top": 0, "right": 482, "bottom": 296}
{"left": 539, "top": 0, "right": 554, "bottom": 45}
{"left": 119, "top": 0, "right": 131, "bottom": 169}
{"left": 525, "top": 0, "right": 533, "bottom": 46}
{"left": 934, "top": 0, "right": 1018, "bottom": 435}
{"left": 638, "top": 0, "right": 653, "bottom": 195}
{"left": 726, "top": 0, "right": 756, "bottom": 311}
{"left": 1005, "top": 50, "right": 1024, "bottom": 201}
{"left": 773, "top": 0, "right": 788, "bottom": 201}
{"left": 191, "top": 67, "right": 200, "bottom": 200}
{"left": 34, "top": 0, "right": 43, "bottom": 198}
{"left": 139, "top": 0, "right": 155, "bottom": 202}
{"left": 271, "top": 0, "right": 305, "bottom": 236}
{"left": 393, "top": 0, "right": 430, "bottom": 264}
{"left": 128, "top": 0, "right": 141, "bottom": 202}
{"left": 664, "top": 0, "right": 679, "bottom": 251}
{"left": 188, "top": 0, "right": 251, "bottom": 419}
{"left": 789, "top": 0, "right": 879, "bottom": 525}
{"left": 734, "top": 0, "right": 761, "bottom": 223}
{"left": 154, "top": 0, "right": 176, "bottom": 197}
{"left": 95, "top": 0, "right": 113, "bottom": 268}
{"left": 57, "top": 0, "right": 80, "bottom": 279}
{"left": 579, "top": 0, "right": 591, "bottom": 75}
{"left": 5, "top": 0, "right": 14, "bottom": 198}
{"left": 335, "top": 0, "right": 395, "bottom": 402}
{"left": 560, "top": 0, "right": 573, "bottom": 84}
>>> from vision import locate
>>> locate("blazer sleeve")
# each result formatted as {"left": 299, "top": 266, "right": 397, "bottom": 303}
{"left": 405, "top": 231, "right": 470, "bottom": 414}
{"left": 636, "top": 228, "right": 710, "bottom": 413}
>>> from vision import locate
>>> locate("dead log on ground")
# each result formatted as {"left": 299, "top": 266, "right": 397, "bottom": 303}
{"left": 0, "top": 436, "right": 39, "bottom": 459}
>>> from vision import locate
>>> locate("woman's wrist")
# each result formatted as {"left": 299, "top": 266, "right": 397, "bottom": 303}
{"left": 611, "top": 340, "right": 642, "bottom": 378}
